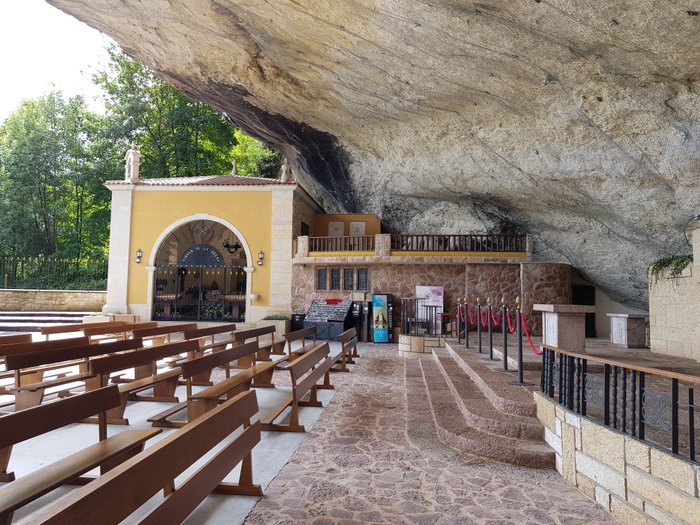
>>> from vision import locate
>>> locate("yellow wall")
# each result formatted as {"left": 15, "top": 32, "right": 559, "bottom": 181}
{"left": 127, "top": 190, "right": 272, "bottom": 306}
{"left": 312, "top": 214, "right": 381, "bottom": 236}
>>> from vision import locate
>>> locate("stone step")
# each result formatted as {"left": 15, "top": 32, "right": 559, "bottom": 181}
{"left": 445, "top": 342, "right": 539, "bottom": 417}
{"left": 431, "top": 351, "right": 544, "bottom": 440}
{"left": 0, "top": 312, "right": 99, "bottom": 333}
{"left": 0, "top": 311, "right": 94, "bottom": 318}
{"left": 417, "top": 357, "right": 554, "bottom": 468}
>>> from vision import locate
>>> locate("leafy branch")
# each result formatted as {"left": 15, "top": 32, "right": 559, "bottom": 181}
{"left": 649, "top": 254, "right": 693, "bottom": 284}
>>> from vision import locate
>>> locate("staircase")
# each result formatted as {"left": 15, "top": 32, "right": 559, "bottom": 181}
{"left": 0, "top": 311, "right": 97, "bottom": 333}
{"left": 406, "top": 340, "right": 554, "bottom": 468}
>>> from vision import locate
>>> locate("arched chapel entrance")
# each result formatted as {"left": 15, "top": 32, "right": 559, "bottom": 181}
{"left": 152, "top": 219, "right": 248, "bottom": 322}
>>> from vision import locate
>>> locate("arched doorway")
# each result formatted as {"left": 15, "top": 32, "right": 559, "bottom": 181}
{"left": 152, "top": 219, "right": 248, "bottom": 321}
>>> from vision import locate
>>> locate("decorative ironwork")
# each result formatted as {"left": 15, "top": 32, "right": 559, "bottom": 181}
{"left": 390, "top": 234, "right": 527, "bottom": 253}
{"left": 552, "top": 362, "right": 560, "bottom": 391}
{"left": 642, "top": 388, "right": 673, "bottom": 431}
{"left": 584, "top": 373, "right": 604, "bottom": 408}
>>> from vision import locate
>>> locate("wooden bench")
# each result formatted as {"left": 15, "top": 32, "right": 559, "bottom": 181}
{"left": 179, "top": 341, "right": 276, "bottom": 425}
{"left": 332, "top": 327, "right": 358, "bottom": 373}
{"left": 89, "top": 339, "right": 200, "bottom": 426}
{"left": 22, "top": 390, "right": 261, "bottom": 525}
{"left": 182, "top": 323, "right": 237, "bottom": 384}
{"left": 4, "top": 339, "right": 144, "bottom": 410}
{"left": 82, "top": 321, "right": 158, "bottom": 343}
{"left": 232, "top": 325, "right": 285, "bottom": 365}
{"left": 0, "top": 337, "right": 91, "bottom": 397}
{"left": 0, "top": 386, "right": 160, "bottom": 515}
{"left": 261, "top": 342, "right": 332, "bottom": 432}
{"left": 132, "top": 323, "right": 198, "bottom": 347}
{"left": 40, "top": 321, "right": 126, "bottom": 341}
{"left": 283, "top": 326, "right": 317, "bottom": 358}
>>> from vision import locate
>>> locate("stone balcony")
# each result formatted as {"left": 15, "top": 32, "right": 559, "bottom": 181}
{"left": 293, "top": 233, "right": 533, "bottom": 266}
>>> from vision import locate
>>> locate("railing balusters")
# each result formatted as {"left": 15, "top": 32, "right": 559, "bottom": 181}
{"left": 612, "top": 366, "right": 618, "bottom": 429}
{"left": 672, "top": 378, "right": 679, "bottom": 454}
{"left": 604, "top": 364, "right": 611, "bottom": 426}
{"left": 630, "top": 370, "right": 637, "bottom": 436}
{"left": 638, "top": 372, "right": 645, "bottom": 440}
{"left": 689, "top": 388, "right": 695, "bottom": 462}
{"left": 621, "top": 368, "right": 627, "bottom": 433}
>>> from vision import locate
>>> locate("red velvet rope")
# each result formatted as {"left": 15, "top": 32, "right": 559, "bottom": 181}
{"left": 506, "top": 309, "right": 517, "bottom": 334}
{"left": 480, "top": 307, "right": 489, "bottom": 327}
{"left": 459, "top": 306, "right": 466, "bottom": 323}
{"left": 521, "top": 310, "right": 542, "bottom": 355}
{"left": 466, "top": 303, "right": 476, "bottom": 325}
{"left": 491, "top": 307, "right": 502, "bottom": 326}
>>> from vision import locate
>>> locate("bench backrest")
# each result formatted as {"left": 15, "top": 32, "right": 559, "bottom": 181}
{"left": 82, "top": 322, "right": 158, "bottom": 339}
{"left": 0, "top": 386, "right": 120, "bottom": 449}
{"left": 289, "top": 342, "right": 330, "bottom": 385}
{"left": 183, "top": 323, "right": 236, "bottom": 341}
{"left": 337, "top": 327, "right": 357, "bottom": 344}
{"left": 29, "top": 390, "right": 260, "bottom": 525}
{"left": 0, "top": 334, "right": 33, "bottom": 346}
{"left": 90, "top": 340, "right": 199, "bottom": 376}
{"left": 5, "top": 338, "right": 144, "bottom": 371}
{"left": 40, "top": 321, "right": 126, "bottom": 338}
{"left": 232, "top": 325, "right": 275, "bottom": 342}
{"left": 179, "top": 341, "right": 258, "bottom": 381}
{"left": 0, "top": 336, "right": 90, "bottom": 357}
{"left": 132, "top": 323, "right": 198, "bottom": 340}
{"left": 284, "top": 326, "right": 316, "bottom": 346}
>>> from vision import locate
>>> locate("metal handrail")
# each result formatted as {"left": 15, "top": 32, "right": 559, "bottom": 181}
{"left": 308, "top": 236, "right": 375, "bottom": 252}
{"left": 390, "top": 234, "right": 526, "bottom": 253}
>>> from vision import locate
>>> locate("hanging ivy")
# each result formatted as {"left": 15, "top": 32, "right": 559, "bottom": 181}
{"left": 648, "top": 255, "right": 693, "bottom": 284}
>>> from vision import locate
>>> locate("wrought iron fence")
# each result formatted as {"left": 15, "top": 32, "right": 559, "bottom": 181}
{"left": 308, "top": 236, "right": 376, "bottom": 252}
{"left": 542, "top": 345, "right": 699, "bottom": 464}
{"left": 390, "top": 234, "right": 526, "bottom": 253}
{"left": 0, "top": 256, "right": 108, "bottom": 290}
{"left": 401, "top": 297, "right": 444, "bottom": 336}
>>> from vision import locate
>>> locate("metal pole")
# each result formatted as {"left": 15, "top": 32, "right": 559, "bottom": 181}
{"left": 464, "top": 299, "right": 469, "bottom": 349}
{"left": 477, "top": 299, "right": 482, "bottom": 354}
{"left": 488, "top": 299, "right": 493, "bottom": 360}
{"left": 517, "top": 306, "right": 524, "bottom": 383}
{"left": 501, "top": 301, "right": 508, "bottom": 371}
{"left": 457, "top": 302, "right": 462, "bottom": 344}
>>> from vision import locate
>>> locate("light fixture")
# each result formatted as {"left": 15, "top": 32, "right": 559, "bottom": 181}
{"left": 134, "top": 248, "right": 143, "bottom": 264}
{"left": 250, "top": 293, "right": 259, "bottom": 302}
{"left": 257, "top": 250, "right": 264, "bottom": 266}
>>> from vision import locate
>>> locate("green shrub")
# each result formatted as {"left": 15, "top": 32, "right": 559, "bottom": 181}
{"left": 649, "top": 254, "right": 693, "bottom": 284}
{"left": 262, "top": 314, "right": 289, "bottom": 320}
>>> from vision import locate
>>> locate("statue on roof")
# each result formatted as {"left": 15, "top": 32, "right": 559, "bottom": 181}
{"left": 279, "top": 157, "right": 293, "bottom": 182}
{"left": 230, "top": 159, "right": 238, "bottom": 176}
{"left": 124, "top": 144, "right": 141, "bottom": 181}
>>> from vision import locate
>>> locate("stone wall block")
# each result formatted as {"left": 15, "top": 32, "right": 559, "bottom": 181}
{"left": 561, "top": 423, "right": 577, "bottom": 484}
{"left": 576, "top": 473, "right": 597, "bottom": 500}
{"left": 625, "top": 437, "right": 651, "bottom": 473}
{"left": 609, "top": 496, "right": 657, "bottom": 525}
{"left": 580, "top": 418, "right": 626, "bottom": 471}
{"left": 575, "top": 451, "right": 626, "bottom": 498}
{"left": 534, "top": 392, "right": 556, "bottom": 433}
{"left": 649, "top": 448, "right": 696, "bottom": 496}
{"left": 595, "top": 486, "right": 611, "bottom": 510}
{"left": 627, "top": 466, "right": 700, "bottom": 524}
{"left": 643, "top": 501, "right": 686, "bottom": 525}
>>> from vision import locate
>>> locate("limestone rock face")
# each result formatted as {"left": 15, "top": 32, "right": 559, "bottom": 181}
{"left": 49, "top": 0, "right": 700, "bottom": 309}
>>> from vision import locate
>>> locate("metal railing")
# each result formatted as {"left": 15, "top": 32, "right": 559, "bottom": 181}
{"left": 390, "top": 234, "right": 526, "bottom": 253}
{"left": 542, "top": 345, "right": 699, "bottom": 464}
{"left": 0, "top": 256, "right": 108, "bottom": 290}
{"left": 401, "top": 297, "right": 444, "bottom": 336}
{"left": 308, "top": 236, "right": 376, "bottom": 252}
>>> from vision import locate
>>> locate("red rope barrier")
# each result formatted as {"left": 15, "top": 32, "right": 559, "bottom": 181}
{"left": 491, "top": 307, "right": 501, "bottom": 326}
{"left": 480, "top": 307, "right": 489, "bottom": 327}
{"left": 460, "top": 307, "right": 466, "bottom": 323}
{"left": 466, "top": 303, "right": 476, "bottom": 325}
{"left": 521, "top": 310, "right": 542, "bottom": 355}
{"left": 506, "top": 309, "right": 517, "bottom": 334}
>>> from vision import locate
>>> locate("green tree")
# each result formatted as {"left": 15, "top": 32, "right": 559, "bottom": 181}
{"left": 230, "top": 129, "right": 281, "bottom": 178}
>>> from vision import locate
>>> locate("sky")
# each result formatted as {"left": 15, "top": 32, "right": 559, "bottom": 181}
{"left": 0, "top": 0, "right": 113, "bottom": 122}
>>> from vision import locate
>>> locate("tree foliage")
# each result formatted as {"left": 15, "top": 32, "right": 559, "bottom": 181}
{"left": 0, "top": 46, "right": 282, "bottom": 261}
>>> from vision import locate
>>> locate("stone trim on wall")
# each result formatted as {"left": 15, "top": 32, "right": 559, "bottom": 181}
{"left": 534, "top": 391, "right": 700, "bottom": 524}
{"left": 0, "top": 290, "right": 106, "bottom": 312}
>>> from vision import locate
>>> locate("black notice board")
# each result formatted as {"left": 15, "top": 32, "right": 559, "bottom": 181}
{"left": 305, "top": 300, "right": 352, "bottom": 322}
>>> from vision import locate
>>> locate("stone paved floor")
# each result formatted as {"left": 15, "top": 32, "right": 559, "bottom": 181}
{"left": 244, "top": 344, "right": 619, "bottom": 525}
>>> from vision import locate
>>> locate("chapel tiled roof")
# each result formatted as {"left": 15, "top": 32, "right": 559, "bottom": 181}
{"left": 105, "top": 175, "right": 295, "bottom": 187}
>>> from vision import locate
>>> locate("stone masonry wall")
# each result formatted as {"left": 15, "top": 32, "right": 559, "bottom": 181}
{"left": 464, "top": 263, "right": 521, "bottom": 306}
{"left": 0, "top": 290, "right": 106, "bottom": 312}
{"left": 521, "top": 262, "right": 572, "bottom": 334}
{"left": 535, "top": 392, "right": 700, "bottom": 525}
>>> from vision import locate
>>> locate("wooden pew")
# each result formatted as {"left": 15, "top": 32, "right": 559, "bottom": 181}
{"left": 132, "top": 323, "right": 198, "bottom": 347}
{"left": 179, "top": 341, "right": 275, "bottom": 425}
{"left": 5, "top": 339, "right": 144, "bottom": 410}
{"left": 40, "top": 321, "right": 126, "bottom": 341}
{"left": 261, "top": 342, "right": 332, "bottom": 432}
{"left": 0, "top": 386, "right": 160, "bottom": 511}
{"left": 23, "top": 390, "right": 261, "bottom": 525}
{"left": 82, "top": 322, "right": 158, "bottom": 343}
{"left": 232, "top": 325, "right": 284, "bottom": 364}
{"left": 181, "top": 323, "right": 237, "bottom": 384}
{"left": 283, "top": 326, "right": 317, "bottom": 359}
{"left": 89, "top": 340, "right": 199, "bottom": 426}
{"left": 0, "top": 337, "right": 91, "bottom": 396}
{"left": 332, "top": 327, "right": 358, "bottom": 372}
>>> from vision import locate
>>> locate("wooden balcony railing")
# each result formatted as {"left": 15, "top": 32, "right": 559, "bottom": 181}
{"left": 390, "top": 234, "right": 527, "bottom": 253}
{"left": 308, "top": 236, "right": 376, "bottom": 253}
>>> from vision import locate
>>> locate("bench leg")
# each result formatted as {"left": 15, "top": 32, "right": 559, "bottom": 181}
{"left": 317, "top": 370, "right": 335, "bottom": 390}
{"left": 187, "top": 398, "right": 219, "bottom": 422}
{"left": 261, "top": 402, "right": 305, "bottom": 432}
{"left": 0, "top": 511, "right": 14, "bottom": 525}
{"left": 251, "top": 367, "right": 275, "bottom": 389}
{"left": 14, "top": 389, "right": 44, "bottom": 411}
{"left": 0, "top": 446, "right": 15, "bottom": 482}
{"left": 298, "top": 385, "right": 323, "bottom": 408}
{"left": 152, "top": 376, "right": 179, "bottom": 401}
{"left": 105, "top": 395, "right": 129, "bottom": 425}
{"left": 256, "top": 348, "right": 272, "bottom": 362}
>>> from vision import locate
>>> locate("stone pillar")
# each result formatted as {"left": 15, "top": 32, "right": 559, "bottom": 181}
{"left": 607, "top": 313, "right": 648, "bottom": 348}
{"left": 375, "top": 233, "right": 391, "bottom": 257}
{"left": 534, "top": 304, "right": 595, "bottom": 353}
{"left": 268, "top": 189, "right": 294, "bottom": 315}
{"left": 296, "top": 236, "right": 309, "bottom": 258}
{"left": 102, "top": 185, "right": 134, "bottom": 314}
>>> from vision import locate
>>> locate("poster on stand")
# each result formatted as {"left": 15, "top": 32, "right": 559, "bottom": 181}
{"left": 416, "top": 286, "right": 444, "bottom": 334}
{"left": 372, "top": 294, "right": 389, "bottom": 343}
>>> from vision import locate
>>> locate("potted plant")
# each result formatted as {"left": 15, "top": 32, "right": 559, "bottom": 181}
{"left": 256, "top": 314, "right": 291, "bottom": 337}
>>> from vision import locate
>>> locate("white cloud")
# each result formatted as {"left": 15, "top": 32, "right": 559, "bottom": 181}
{"left": 0, "top": 0, "right": 114, "bottom": 122}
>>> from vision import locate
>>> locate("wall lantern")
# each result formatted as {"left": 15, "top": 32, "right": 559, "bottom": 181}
{"left": 134, "top": 248, "right": 143, "bottom": 264}
{"left": 249, "top": 293, "right": 259, "bottom": 302}
{"left": 257, "top": 250, "right": 264, "bottom": 266}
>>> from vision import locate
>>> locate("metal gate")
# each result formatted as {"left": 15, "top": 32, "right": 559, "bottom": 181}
{"left": 152, "top": 264, "right": 247, "bottom": 322}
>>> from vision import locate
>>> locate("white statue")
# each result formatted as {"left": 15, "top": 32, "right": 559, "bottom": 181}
{"left": 279, "top": 157, "right": 293, "bottom": 182}
{"left": 231, "top": 159, "right": 238, "bottom": 176}
{"left": 124, "top": 144, "right": 141, "bottom": 181}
